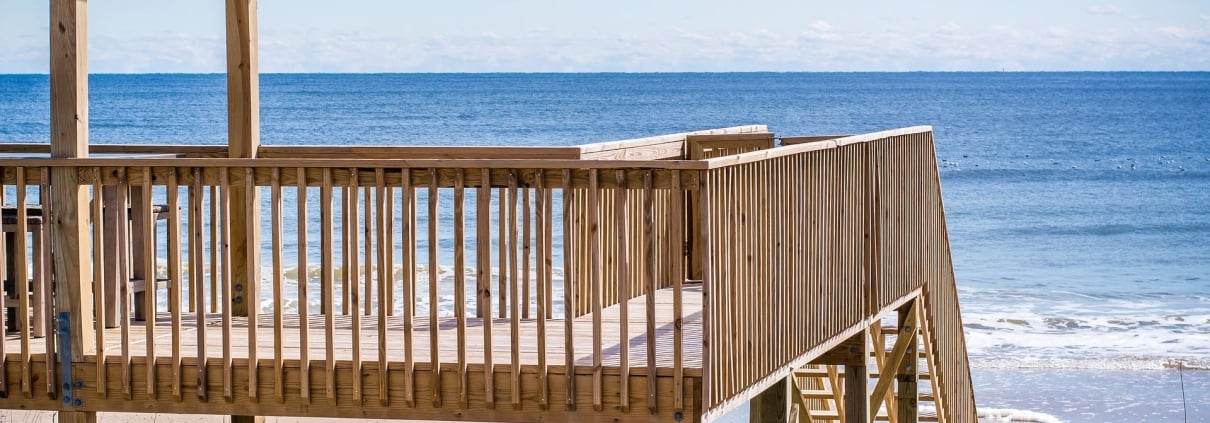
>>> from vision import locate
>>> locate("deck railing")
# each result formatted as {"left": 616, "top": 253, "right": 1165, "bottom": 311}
{"left": 0, "top": 125, "right": 976, "bottom": 422}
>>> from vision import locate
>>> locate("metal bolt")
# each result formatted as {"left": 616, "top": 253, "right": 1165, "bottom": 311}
{"left": 74, "top": 398, "right": 83, "bottom": 407}
{"left": 75, "top": 380, "right": 84, "bottom": 389}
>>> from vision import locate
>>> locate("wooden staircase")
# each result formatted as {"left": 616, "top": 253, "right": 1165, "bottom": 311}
{"left": 790, "top": 307, "right": 947, "bottom": 423}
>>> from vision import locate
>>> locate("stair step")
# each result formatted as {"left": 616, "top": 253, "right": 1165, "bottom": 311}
{"left": 794, "top": 367, "right": 830, "bottom": 377}
{"left": 800, "top": 389, "right": 835, "bottom": 399}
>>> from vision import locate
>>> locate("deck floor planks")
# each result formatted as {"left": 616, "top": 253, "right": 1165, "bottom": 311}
{"left": 4, "top": 285, "right": 703, "bottom": 376}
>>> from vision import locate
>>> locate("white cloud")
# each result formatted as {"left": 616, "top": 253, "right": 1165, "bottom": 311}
{"left": 1087, "top": 5, "right": 1121, "bottom": 16}
{"left": 4, "top": 17, "right": 1210, "bottom": 73}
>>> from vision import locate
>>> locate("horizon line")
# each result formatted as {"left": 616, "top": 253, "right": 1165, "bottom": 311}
{"left": 2, "top": 70, "right": 1209, "bottom": 76}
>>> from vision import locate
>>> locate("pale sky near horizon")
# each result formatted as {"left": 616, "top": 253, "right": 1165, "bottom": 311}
{"left": 1, "top": 1, "right": 1208, "bottom": 73}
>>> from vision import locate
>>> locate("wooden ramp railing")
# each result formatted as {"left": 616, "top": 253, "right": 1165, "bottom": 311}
{"left": 1, "top": 125, "right": 975, "bottom": 423}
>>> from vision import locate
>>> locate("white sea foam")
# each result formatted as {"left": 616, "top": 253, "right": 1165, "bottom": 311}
{"left": 977, "top": 408, "right": 1064, "bottom": 423}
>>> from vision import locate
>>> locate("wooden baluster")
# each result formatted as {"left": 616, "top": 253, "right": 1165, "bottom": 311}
{"left": 349, "top": 168, "right": 362, "bottom": 403}
{"left": 14, "top": 168, "right": 31, "bottom": 397}
{"left": 191, "top": 168, "right": 208, "bottom": 402}
{"left": 454, "top": 169, "right": 468, "bottom": 408}
{"left": 321, "top": 168, "right": 336, "bottom": 402}
{"left": 643, "top": 170, "right": 658, "bottom": 413}
{"left": 219, "top": 168, "right": 234, "bottom": 402}
{"left": 168, "top": 168, "right": 183, "bottom": 402}
{"left": 614, "top": 169, "right": 630, "bottom": 413}
{"left": 427, "top": 168, "right": 441, "bottom": 407}
{"left": 507, "top": 170, "right": 521, "bottom": 409}
{"left": 271, "top": 168, "right": 285, "bottom": 403}
{"left": 587, "top": 169, "right": 603, "bottom": 411}
{"left": 245, "top": 167, "right": 259, "bottom": 402}
{"left": 478, "top": 168, "right": 496, "bottom": 409}
{"left": 296, "top": 167, "right": 311, "bottom": 403}
{"left": 535, "top": 170, "right": 548, "bottom": 409}
{"left": 90, "top": 169, "right": 106, "bottom": 399}
{"left": 376, "top": 168, "right": 390, "bottom": 406}
{"left": 401, "top": 168, "right": 416, "bottom": 407}
{"left": 560, "top": 169, "right": 577, "bottom": 410}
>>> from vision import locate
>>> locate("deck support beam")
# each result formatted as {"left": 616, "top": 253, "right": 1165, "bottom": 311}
{"left": 225, "top": 0, "right": 260, "bottom": 319}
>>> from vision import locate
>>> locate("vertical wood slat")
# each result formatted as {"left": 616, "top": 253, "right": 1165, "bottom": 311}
{"left": 428, "top": 169, "right": 442, "bottom": 407}
{"left": 507, "top": 170, "right": 521, "bottom": 409}
{"left": 477, "top": 168, "right": 496, "bottom": 409}
{"left": 521, "top": 187, "right": 531, "bottom": 320}
{"left": 117, "top": 168, "right": 132, "bottom": 400}
{"left": 349, "top": 169, "right": 363, "bottom": 403}
{"left": 614, "top": 169, "right": 630, "bottom": 413}
{"left": 642, "top": 171, "right": 658, "bottom": 413}
{"left": 698, "top": 172, "right": 713, "bottom": 406}
{"left": 14, "top": 168, "right": 31, "bottom": 397}
{"left": 497, "top": 186, "right": 508, "bottom": 320}
{"left": 535, "top": 170, "right": 549, "bottom": 409}
{"left": 402, "top": 168, "right": 416, "bottom": 407}
{"left": 141, "top": 168, "right": 157, "bottom": 399}
{"left": 0, "top": 167, "right": 7, "bottom": 398}
{"left": 587, "top": 169, "right": 603, "bottom": 411}
{"left": 670, "top": 172, "right": 684, "bottom": 411}
{"left": 191, "top": 168, "right": 208, "bottom": 401}
{"left": 38, "top": 169, "right": 55, "bottom": 398}
{"left": 219, "top": 168, "right": 234, "bottom": 401}
{"left": 209, "top": 185, "right": 219, "bottom": 315}
{"left": 168, "top": 169, "right": 183, "bottom": 402}
{"left": 90, "top": 170, "right": 106, "bottom": 398}
{"left": 321, "top": 168, "right": 336, "bottom": 401}
{"left": 364, "top": 185, "right": 373, "bottom": 317}
{"left": 543, "top": 186, "right": 554, "bottom": 319}
{"left": 560, "top": 169, "right": 577, "bottom": 410}
{"left": 245, "top": 167, "right": 259, "bottom": 402}
{"left": 453, "top": 169, "right": 469, "bottom": 409}
{"left": 271, "top": 168, "right": 285, "bottom": 403}
{"left": 376, "top": 169, "right": 390, "bottom": 406}
{"left": 295, "top": 167, "right": 311, "bottom": 403}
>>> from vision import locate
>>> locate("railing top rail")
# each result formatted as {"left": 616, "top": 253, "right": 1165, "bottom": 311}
{"left": 0, "top": 125, "right": 931, "bottom": 171}
{"left": 0, "top": 156, "right": 711, "bottom": 170}
{"left": 575, "top": 124, "right": 767, "bottom": 155}
{"left": 702, "top": 125, "right": 933, "bottom": 170}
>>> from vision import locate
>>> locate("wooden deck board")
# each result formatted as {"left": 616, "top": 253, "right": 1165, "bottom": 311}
{"left": 4, "top": 285, "right": 703, "bottom": 376}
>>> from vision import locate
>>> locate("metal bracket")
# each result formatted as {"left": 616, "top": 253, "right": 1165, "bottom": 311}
{"left": 57, "top": 312, "right": 82, "bottom": 407}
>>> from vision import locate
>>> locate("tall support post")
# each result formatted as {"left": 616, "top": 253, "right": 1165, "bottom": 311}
{"left": 225, "top": 0, "right": 260, "bottom": 318}
{"left": 226, "top": 2, "right": 260, "bottom": 422}
{"left": 896, "top": 302, "right": 920, "bottom": 423}
{"left": 50, "top": 0, "right": 96, "bottom": 422}
{"left": 843, "top": 330, "right": 869, "bottom": 423}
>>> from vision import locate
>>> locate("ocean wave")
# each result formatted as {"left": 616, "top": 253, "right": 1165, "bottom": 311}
{"left": 978, "top": 408, "right": 1064, "bottom": 423}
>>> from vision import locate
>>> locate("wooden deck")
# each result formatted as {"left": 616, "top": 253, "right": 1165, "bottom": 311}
{"left": 6, "top": 286, "right": 702, "bottom": 373}
{"left": 3, "top": 286, "right": 705, "bottom": 422}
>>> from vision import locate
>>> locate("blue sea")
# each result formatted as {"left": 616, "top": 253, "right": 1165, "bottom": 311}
{"left": 2, "top": 73, "right": 1209, "bottom": 422}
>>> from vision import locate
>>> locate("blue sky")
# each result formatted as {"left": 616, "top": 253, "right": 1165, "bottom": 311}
{"left": 2, "top": 0, "right": 1208, "bottom": 72}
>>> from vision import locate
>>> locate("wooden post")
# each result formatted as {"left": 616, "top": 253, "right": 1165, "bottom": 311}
{"left": 896, "top": 302, "right": 919, "bottom": 423}
{"left": 50, "top": 0, "right": 96, "bottom": 422}
{"left": 749, "top": 376, "right": 791, "bottom": 423}
{"left": 225, "top": 0, "right": 259, "bottom": 318}
{"left": 844, "top": 363, "right": 868, "bottom": 423}
{"left": 226, "top": 2, "right": 259, "bottom": 422}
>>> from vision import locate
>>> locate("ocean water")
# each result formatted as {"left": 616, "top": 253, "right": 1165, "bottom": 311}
{"left": 2, "top": 72, "right": 1209, "bottom": 422}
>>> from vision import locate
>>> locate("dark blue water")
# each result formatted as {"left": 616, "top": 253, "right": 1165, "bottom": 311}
{"left": 3, "top": 72, "right": 1209, "bottom": 421}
